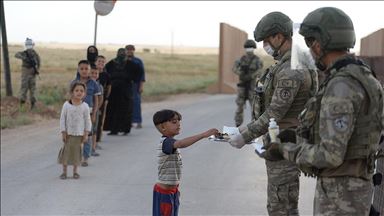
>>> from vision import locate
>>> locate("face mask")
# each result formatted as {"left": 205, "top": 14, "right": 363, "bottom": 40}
{"left": 263, "top": 44, "right": 275, "bottom": 56}
{"left": 25, "top": 45, "right": 33, "bottom": 50}
{"left": 245, "top": 48, "right": 254, "bottom": 53}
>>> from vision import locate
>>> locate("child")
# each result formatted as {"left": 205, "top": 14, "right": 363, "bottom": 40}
{"left": 152, "top": 109, "right": 219, "bottom": 215}
{"left": 95, "top": 55, "right": 111, "bottom": 143}
{"left": 58, "top": 82, "right": 91, "bottom": 179}
{"left": 89, "top": 64, "right": 103, "bottom": 156}
{"left": 71, "top": 60, "right": 101, "bottom": 167}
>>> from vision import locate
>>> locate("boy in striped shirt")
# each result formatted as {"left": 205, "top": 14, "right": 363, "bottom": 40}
{"left": 152, "top": 109, "right": 218, "bottom": 216}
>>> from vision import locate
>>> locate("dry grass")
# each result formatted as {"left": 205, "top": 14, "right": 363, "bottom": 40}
{"left": 1, "top": 43, "right": 273, "bottom": 129}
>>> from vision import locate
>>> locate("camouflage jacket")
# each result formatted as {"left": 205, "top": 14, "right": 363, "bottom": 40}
{"left": 232, "top": 53, "right": 263, "bottom": 85}
{"left": 15, "top": 49, "right": 40, "bottom": 69}
{"left": 281, "top": 55, "right": 384, "bottom": 180}
{"left": 242, "top": 50, "right": 317, "bottom": 143}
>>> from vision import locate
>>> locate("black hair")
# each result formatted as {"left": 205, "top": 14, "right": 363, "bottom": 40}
{"left": 153, "top": 109, "right": 182, "bottom": 125}
{"left": 125, "top": 44, "right": 135, "bottom": 50}
{"left": 78, "top": 59, "right": 90, "bottom": 66}
{"left": 69, "top": 81, "right": 87, "bottom": 94}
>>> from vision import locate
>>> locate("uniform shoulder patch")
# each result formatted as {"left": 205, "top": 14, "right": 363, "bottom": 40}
{"left": 278, "top": 79, "right": 297, "bottom": 88}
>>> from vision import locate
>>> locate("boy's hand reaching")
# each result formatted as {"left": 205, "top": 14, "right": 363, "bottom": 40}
{"left": 202, "top": 128, "right": 220, "bottom": 138}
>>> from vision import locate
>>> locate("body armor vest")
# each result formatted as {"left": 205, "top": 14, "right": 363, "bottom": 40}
{"left": 254, "top": 51, "right": 316, "bottom": 127}
{"left": 297, "top": 57, "right": 384, "bottom": 177}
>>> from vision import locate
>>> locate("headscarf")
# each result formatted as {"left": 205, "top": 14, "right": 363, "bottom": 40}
{"left": 115, "top": 48, "right": 127, "bottom": 65}
{"left": 87, "top": 45, "right": 99, "bottom": 64}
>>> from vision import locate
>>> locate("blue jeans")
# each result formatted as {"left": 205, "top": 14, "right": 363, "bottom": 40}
{"left": 83, "top": 136, "right": 91, "bottom": 159}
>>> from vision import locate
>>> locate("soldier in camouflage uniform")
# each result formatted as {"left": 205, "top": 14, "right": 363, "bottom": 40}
{"left": 228, "top": 12, "right": 318, "bottom": 215}
{"left": 263, "top": 7, "right": 384, "bottom": 215}
{"left": 15, "top": 38, "right": 40, "bottom": 110}
{"left": 233, "top": 39, "right": 263, "bottom": 127}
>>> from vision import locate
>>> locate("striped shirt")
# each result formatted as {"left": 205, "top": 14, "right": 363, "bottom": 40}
{"left": 157, "top": 136, "right": 182, "bottom": 185}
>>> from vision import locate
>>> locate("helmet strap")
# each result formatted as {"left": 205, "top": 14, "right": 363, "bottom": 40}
{"left": 272, "top": 37, "right": 287, "bottom": 58}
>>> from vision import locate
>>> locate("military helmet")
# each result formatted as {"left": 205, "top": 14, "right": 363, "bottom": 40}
{"left": 299, "top": 7, "right": 355, "bottom": 50}
{"left": 25, "top": 38, "right": 34, "bottom": 46}
{"left": 244, "top": 39, "right": 256, "bottom": 48}
{"left": 254, "top": 12, "right": 293, "bottom": 42}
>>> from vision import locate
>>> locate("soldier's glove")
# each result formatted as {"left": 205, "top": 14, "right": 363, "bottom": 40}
{"left": 228, "top": 133, "right": 246, "bottom": 149}
{"left": 238, "top": 125, "right": 247, "bottom": 133}
{"left": 277, "top": 128, "right": 297, "bottom": 143}
{"left": 260, "top": 143, "right": 284, "bottom": 161}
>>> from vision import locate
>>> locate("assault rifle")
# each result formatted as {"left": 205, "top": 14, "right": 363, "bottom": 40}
{"left": 25, "top": 50, "right": 39, "bottom": 76}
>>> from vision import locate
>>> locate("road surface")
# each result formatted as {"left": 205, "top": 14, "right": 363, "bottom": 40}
{"left": 1, "top": 94, "right": 315, "bottom": 215}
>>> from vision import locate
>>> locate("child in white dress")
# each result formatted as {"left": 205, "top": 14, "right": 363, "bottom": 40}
{"left": 58, "top": 82, "right": 92, "bottom": 179}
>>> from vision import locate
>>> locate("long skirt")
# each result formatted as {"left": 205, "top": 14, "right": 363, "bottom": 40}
{"left": 57, "top": 135, "right": 82, "bottom": 166}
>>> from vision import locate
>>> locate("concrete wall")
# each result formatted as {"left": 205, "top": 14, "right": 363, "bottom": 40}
{"left": 207, "top": 23, "right": 248, "bottom": 93}
{"left": 359, "top": 28, "right": 384, "bottom": 216}
{"left": 360, "top": 28, "right": 384, "bottom": 57}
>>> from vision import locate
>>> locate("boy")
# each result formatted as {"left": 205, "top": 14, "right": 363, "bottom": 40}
{"left": 89, "top": 64, "right": 103, "bottom": 156}
{"left": 95, "top": 55, "right": 111, "bottom": 143}
{"left": 152, "top": 109, "right": 219, "bottom": 216}
{"left": 71, "top": 60, "right": 101, "bottom": 167}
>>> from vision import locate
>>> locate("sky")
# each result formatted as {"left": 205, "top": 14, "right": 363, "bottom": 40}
{"left": 3, "top": 1, "right": 384, "bottom": 53}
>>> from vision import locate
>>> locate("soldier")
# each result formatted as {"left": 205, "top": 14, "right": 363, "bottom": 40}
{"left": 228, "top": 12, "right": 318, "bottom": 215}
{"left": 262, "top": 7, "right": 384, "bottom": 215}
{"left": 15, "top": 38, "right": 41, "bottom": 110}
{"left": 233, "top": 39, "right": 263, "bottom": 127}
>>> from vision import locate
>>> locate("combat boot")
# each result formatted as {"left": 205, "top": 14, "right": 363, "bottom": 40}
{"left": 30, "top": 101, "right": 36, "bottom": 110}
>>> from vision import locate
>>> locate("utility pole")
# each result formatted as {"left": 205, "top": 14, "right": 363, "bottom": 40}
{"left": 0, "top": 0, "right": 13, "bottom": 96}
{"left": 93, "top": 13, "right": 98, "bottom": 46}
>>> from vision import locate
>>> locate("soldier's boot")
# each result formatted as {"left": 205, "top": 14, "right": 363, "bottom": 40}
{"left": 30, "top": 101, "right": 36, "bottom": 110}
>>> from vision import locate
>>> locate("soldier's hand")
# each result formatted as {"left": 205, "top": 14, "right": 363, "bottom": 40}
{"left": 260, "top": 143, "right": 284, "bottom": 161}
{"left": 228, "top": 133, "right": 246, "bottom": 149}
{"left": 277, "top": 128, "right": 297, "bottom": 143}
{"left": 238, "top": 125, "right": 247, "bottom": 133}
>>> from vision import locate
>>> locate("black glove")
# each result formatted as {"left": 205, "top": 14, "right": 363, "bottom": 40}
{"left": 277, "top": 128, "right": 297, "bottom": 143}
{"left": 261, "top": 143, "right": 284, "bottom": 161}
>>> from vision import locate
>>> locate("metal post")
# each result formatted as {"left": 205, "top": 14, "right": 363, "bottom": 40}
{"left": 93, "top": 12, "right": 98, "bottom": 46}
{"left": 0, "top": 0, "right": 13, "bottom": 96}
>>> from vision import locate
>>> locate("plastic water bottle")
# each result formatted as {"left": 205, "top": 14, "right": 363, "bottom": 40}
{"left": 268, "top": 118, "right": 279, "bottom": 143}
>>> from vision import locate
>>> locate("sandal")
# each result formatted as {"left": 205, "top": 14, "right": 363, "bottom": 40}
{"left": 60, "top": 173, "right": 67, "bottom": 180}
{"left": 81, "top": 161, "right": 88, "bottom": 167}
{"left": 73, "top": 173, "right": 80, "bottom": 179}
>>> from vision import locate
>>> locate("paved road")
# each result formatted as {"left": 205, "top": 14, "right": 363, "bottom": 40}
{"left": 1, "top": 94, "right": 315, "bottom": 215}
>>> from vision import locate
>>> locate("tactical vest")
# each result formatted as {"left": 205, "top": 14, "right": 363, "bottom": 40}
{"left": 297, "top": 57, "right": 384, "bottom": 177}
{"left": 253, "top": 51, "right": 316, "bottom": 125}
{"left": 238, "top": 54, "right": 258, "bottom": 83}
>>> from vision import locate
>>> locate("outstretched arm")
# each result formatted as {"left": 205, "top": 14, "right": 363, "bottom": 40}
{"left": 174, "top": 128, "right": 219, "bottom": 149}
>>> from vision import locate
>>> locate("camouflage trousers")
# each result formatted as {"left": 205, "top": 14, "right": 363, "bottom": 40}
{"left": 19, "top": 67, "right": 37, "bottom": 104}
{"left": 265, "top": 160, "right": 300, "bottom": 216}
{"left": 314, "top": 176, "right": 372, "bottom": 216}
{"left": 235, "top": 86, "right": 254, "bottom": 127}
